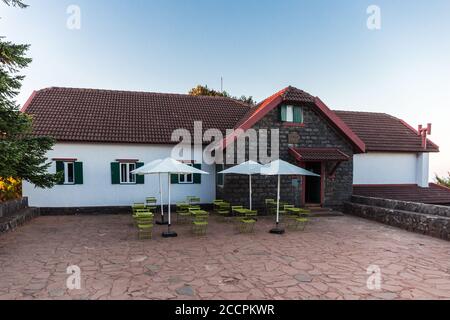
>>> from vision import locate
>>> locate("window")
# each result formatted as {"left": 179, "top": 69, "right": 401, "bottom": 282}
{"left": 179, "top": 164, "right": 193, "bottom": 184}
{"left": 120, "top": 163, "right": 136, "bottom": 184}
{"left": 111, "top": 161, "right": 144, "bottom": 185}
{"left": 280, "top": 105, "right": 303, "bottom": 124}
{"left": 55, "top": 160, "right": 83, "bottom": 185}
{"left": 171, "top": 163, "right": 202, "bottom": 184}
{"left": 216, "top": 164, "right": 224, "bottom": 187}
{"left": 64, "top": 162, "right": 75, "bottom": 184}
{"left": 286, "top": 106, "right": 294, "bottom": 122}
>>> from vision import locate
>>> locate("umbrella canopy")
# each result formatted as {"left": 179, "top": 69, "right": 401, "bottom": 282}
{"left": 218, "top": 160, "right": 263, "bottom": 210}
{"left": 131, "top": 157, "right": 209, "bottom": 237}
{"left": 132, "top": 158, "right": 208, "bottom": 175}
{"left": 260, "top": 159, "right": 320, "bottom": 176}
{"left": 261, "top": 159, "right": 320, "bottom": 234}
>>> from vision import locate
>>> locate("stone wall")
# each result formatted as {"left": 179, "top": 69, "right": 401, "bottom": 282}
{"left": 344, "top": 196, "right": 450, "bottom": 241}
{"left": 217, "top": 102, "right": 354, "bottom": 209}
{"left": 0, "top": 197, "right": 40, "bottom": 235}
{"left": 0, "top": 197, "right": 28, "bottom": 218}
{"left": 351, "top": 195, "right": 450, "bottom": 218}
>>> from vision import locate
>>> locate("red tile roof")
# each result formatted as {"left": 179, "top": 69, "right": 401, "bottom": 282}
{"left": 22, "top": 86, "right": 440, "bottom": 154}
{"left": 289, "top": 147, "right": 349, "bottom": 161}
{"left": 334, "top": 111, "right": 439, "bottom": 152}
{"left": 353, "top": 184, "right": 450, "bottom": 204}
{"left": 23, "top": 87, "right": 251, "bottom": 144}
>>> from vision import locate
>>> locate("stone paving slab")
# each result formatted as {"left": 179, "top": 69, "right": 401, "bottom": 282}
{"left": 0, "top": 214, "right": 449, "bottom": 300}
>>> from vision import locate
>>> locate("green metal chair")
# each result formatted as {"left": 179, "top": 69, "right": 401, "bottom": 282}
{"left": 288, "top": 217, "right": 309, "bottom": 231}
{"left": 145, "top": 197, "right": 157, "bottom": 212}
{"left": 217, "top": 202, "right": 231, "bottom": 222}
{"left": 132, "top": 203, "right": 146, "bottom": 215}
{"left": 245, "top": 210, "right": 258, "bottom": 221}
{"left": 236, "top": 218, "right": 256, "bottom": 234}
{"left": 189, "top": 205, "right": 201, "bottom": 212}
{"left": 176, "top": 203, "right": 191, "bottom": 224}
{"left": 187, "top": 196, "right": 201, "bottom": 205}
{"left": 213, "top": 199, "right": 225, "bottom": 212}
{"left": 231, "top": 205, "right": 244, "bottom": 215}
{"left": 134, "top": 213, "right": 154, "bottom": 239}
{"left": 192, "top": 212, "right": 209, "bottom": 236}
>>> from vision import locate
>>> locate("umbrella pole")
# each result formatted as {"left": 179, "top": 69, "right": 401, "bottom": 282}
{"left": 270, "top": 174, "right": 285, "bottom": 235}
{"left": 156, "top": 173, "right": 168, "bottom": 225}
{"left": 163, "top": 173, "right": 177, "bottom": 238}
{"left": 249, "top": 174, "right": 252, "bottom": 211}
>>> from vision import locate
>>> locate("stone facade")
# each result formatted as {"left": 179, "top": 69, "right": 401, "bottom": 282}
{"left": 217, "top": 102, "right": 354, "bottom": 210}
{"left": 344, "top": 196, "right": 450, "bottom": 241}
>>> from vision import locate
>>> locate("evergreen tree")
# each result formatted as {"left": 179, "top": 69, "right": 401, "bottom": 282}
{"left": 189, "top": 85, "right": 256, "bottom": 105}
{"left": 435, "top": 172, "right": 450, "bottom": 188}
{"left": 1, "top": 0, "right": 59, "bottom": 189}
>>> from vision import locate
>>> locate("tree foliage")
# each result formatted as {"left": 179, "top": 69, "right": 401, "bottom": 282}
{"left": 188, "top": 85, "right": 256, "bottom": 105}
{"left": 1, "top": 0, "right": 28, "bottom": 8}
{"left": 435, "top": 172, "right": 450, "bottom": 188}
{"left": 0, "top": 0, "right": 60, "bottom": 190}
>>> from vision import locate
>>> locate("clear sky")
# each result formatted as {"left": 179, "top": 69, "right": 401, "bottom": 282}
{"left": 2, "top": 0, "right": 449, "bottom": 178}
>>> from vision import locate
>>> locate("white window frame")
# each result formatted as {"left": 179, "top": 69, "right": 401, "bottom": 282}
{"left": 120, "top": 162, "right": 137, "bottom": 184}
{"left": 64, "top": 162, "right": 75, "bottom": 185}
{"left": 178, "top": 163, "right": 194, "bottom": 184}
{"left": 286, "top": 105, "right": 294, "bottom": 122}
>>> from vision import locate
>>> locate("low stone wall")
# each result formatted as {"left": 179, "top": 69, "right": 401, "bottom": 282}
{"left": 0, "top": 197, "right": 28, "bottom": 218}
{"left": 0, "top": 207, "right": 40, "bottom": 234}
{"left": 351, "top": 195, "right": 450, "bottom": 218}
{"left": 344, "top": 197, "right": 450, "bottom": 241}
{"left": 40, "top": 204, "right": 214, "bottom": 216}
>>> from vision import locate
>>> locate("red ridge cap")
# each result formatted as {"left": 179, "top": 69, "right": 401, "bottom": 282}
{"left": 221, "top": 88, "right": 287, "bottom": 149}
{"left": 20, "top": 90, "right": 37, "bottom": 113}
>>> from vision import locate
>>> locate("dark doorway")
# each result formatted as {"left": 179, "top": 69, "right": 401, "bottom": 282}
{"left": 305, "top": 162, "right": 322, "bottom": 204}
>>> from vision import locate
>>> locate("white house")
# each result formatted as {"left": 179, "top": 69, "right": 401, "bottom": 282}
{"left": 21, "top": 86, "right": 450, "bottom": 211}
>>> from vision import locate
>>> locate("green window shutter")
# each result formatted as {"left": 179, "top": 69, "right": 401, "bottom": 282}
{"left": 111, "top": 162, "right": 120, "bottom": 185}
{"left": 293, "top": 106, "right": 303, "bottom": 123}
{"left": 171, "top": 174, "right": 179, "bottom": 184}
{"left": 74, "top": 162, "right": 83, "bottom": 185}
{"left": 55, "top": 161, "right": 64, "bottom": 185}
{"left": 193, "top": 163, "right": 202, "bottom": 184}
{"left": 280, "top": 105, "right": 287, "bottom": 122}
{"left": 136, "top": 162, "right": 145, "bottom": 184}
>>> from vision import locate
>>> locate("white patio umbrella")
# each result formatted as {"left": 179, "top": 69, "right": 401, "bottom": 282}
{"left": 131, "top": 158, "right": 209, "bottom": 238}
{"left": 218, "top": 160, "right": 263, "bottom": 210}
{"left": 261, "top": 159, "right": 320, "bottom": 234}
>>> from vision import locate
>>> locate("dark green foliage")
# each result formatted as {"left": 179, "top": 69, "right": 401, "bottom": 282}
{"left": 0, "top": 0, "right": 60, "bottom": 188}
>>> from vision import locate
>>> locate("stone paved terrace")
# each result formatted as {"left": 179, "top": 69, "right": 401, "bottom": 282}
{"left": 0, "top": 214, "right": 450, "bottom": 300}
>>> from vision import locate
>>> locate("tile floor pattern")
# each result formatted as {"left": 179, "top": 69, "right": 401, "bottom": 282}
{"left": 0, "top": 214, "right": 450, "bottom": 300}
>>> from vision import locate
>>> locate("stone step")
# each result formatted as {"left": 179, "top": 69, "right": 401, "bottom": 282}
{"left": 0, "top": 207, "right": 40, "bottom": 235}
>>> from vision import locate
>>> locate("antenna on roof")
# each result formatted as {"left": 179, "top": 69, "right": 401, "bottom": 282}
{"left": 221, "top": 77, "right": 223, "bottom": 93}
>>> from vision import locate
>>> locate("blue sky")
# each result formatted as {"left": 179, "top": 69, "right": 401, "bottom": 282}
{"left": 2, "top": 0, "right": 450, "bottom": 177}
